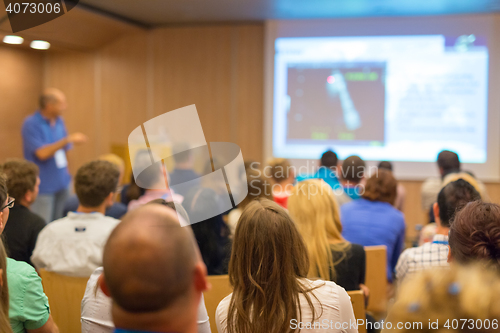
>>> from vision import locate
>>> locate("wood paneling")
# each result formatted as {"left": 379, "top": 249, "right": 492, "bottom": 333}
{"left": 0, "top": 46, "right": 43, "bottom": 159}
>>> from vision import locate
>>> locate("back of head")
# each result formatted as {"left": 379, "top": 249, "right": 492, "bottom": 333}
{"left": 320, "top": 150, "right": 338, "bottom": 169}
{"left": 266, "top": 158, "right": 292, "bottom": 184}
{"left": 362, "top": 169, "right": 398, "bottom": 205}
{"left": 99, "top": 154, "right": 125, "bottom": 179}
{"left": 387, "top": 264, "right": 500, "bottom": 333}
{"left": 437, "top": 179, "right": 481, "bottom": 228}
{"left": 0, "top": 159, "right": 39, "bottom": 202}
{"left": 449, "top": 201, "right": 500, "bottom": 269}
{"left": 341, "top": 155, "right": 365, "bottom": 183}
{"left": 378, "top": 161, "right": 393, "bottom": 171}
{"left": 227, "top": 199, "right": 313, "bottom": 333}
{"left": 75, "top": 160, "right": 120, "bottom": 208}
{"left": 0, "top": 239, "right": 10, "bottom": 333}
{"left": 437, "top": 150, "right": 460, "bottom": 176}
{"left": 288, "top": 180, "right": 346, "bottom": 280}
{"left": 103, "top": 205, "right": 198, "bottom": 313}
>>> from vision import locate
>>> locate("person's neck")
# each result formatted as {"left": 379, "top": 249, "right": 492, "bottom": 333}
{"left": 19, "top": 198, "right": 31, "bottom": 208}
{"left": 76, "top": 204, "right": 106, "bottom": 215}
{"left": 39, "top": 109, "right": 57, "bottom": 124}
{"left": 435, "top": 225, "right": 450, "bottom": 236}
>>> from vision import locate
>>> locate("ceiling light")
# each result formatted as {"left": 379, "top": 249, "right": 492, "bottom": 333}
{"left": 30, "top": 40, "right": 50, "bottom": 50}
{"left": 3, "top": 35, "right": 24, "bottom": 45}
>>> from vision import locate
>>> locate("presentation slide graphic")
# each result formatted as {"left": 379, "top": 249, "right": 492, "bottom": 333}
{"left": 286, "top": 63, "right": 385, "bottom": 145}
{"left": 272, "top": 35, "right": 489, "bottom": 163}
{"left": 128, "top": 105, "right": 248, "bottom": 225}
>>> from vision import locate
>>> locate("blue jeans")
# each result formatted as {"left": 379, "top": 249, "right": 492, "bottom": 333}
{"left": 31, "top": 187, "right": 69, "bottom": 223}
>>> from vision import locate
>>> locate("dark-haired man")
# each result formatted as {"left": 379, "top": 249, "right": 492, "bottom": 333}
{"left": 335, "top": 155, "right": 366, "bottom": 206}
{"left": 32, "top": 160, "right": 120, "bottom": 277}
{"left": 0, "top": 159, "right": 46, "bottom": 266}
{"left": 22, "top": 88, "right": 88, "bottom": 222}
{"left": 297, "top": 149, "right": 342, "bottom": 190}
{"left": 99, "top": 204, "right": 209, "bottom": 333}
{"left": 396, "top": 179, "right": 481, "bottom": 282}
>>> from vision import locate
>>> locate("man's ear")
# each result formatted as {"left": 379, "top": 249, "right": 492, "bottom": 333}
{"left": 447, "top": 245, "right": 452, "bottom": 263}
{"left": 433, "top": 202, "right": 441, "bottom": 226}
{"left": 98, "top": 273, "right": 112, "bottom": 297}
{"left": 193, "top": 261, "right": 210, "bottom": 293}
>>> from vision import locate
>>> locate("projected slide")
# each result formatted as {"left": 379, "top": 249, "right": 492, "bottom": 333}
{"left": 273, "top": 35, "right": 489, "bottom": 162}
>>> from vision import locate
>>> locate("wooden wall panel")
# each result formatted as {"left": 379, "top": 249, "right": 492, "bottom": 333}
{"left": 0, "top": 46, "right": 43, "bottom": 160}
{"left": 45, "top": 50, "right": 97, "bottom": 175}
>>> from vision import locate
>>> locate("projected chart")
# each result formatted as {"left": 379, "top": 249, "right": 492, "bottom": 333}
{"left": 272, "top": 35, "right": 489, "bottom": 162}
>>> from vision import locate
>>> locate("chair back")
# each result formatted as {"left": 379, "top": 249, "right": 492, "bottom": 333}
{"left": 347, "top": 290, "right": 367, "bottom": 333}
{"left": 364, "top": 245, "right": 388, "bottom": 315}
{"left": 204, "top": 275, "right": 233, "bottom": 333}
{"left": 39, "top": 269, "right": 89, "bottom": 333}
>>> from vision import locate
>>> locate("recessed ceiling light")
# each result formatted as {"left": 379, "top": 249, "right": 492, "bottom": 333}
{"left": 30, "top": 40, "right": 50, "bottom": 50}
{"left": 3, "top": 35, "right": 24, "bottom": 45}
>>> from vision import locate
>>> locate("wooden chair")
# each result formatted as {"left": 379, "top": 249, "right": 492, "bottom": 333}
{"left": 364, "top": 245, "right": 388, "bottom": 316}
{"left": 203, "top": 275, "right": 233, "bottom": 333}
{"left": 38, "top": 269, "right": 89, "bottom": 333}
{"left": 347, "top": 290, "right": 367, "bottom": 333}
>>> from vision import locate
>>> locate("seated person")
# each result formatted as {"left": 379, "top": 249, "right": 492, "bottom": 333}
{"left": 216, "top": 199, "right": 357, "bottom": 333}
{"left": 169, "top": 143, "right": 201, "bottom": 198}
{"left": 396, "top": 179, "right": 480, "bottom": 282}
{"left": 0, "top": 159, "right": 45, "bottom": 267}
{"left": 288, "top": 179, "right": 366, "bottom": 293}
{"left": 383, "top": 265, "right": 500, "bottom": 333}
{"left": 81, "top": 201, "right": 210, "bottom": 333}
{"left": 64, "top": 154, "right": 127, "bottom": 219}
{"left": 378, "top": 161, "right": 406, "bottom": 211}
{"left": 266, "top": 158, "right": 294, "bottom": 208}
{"left": 128, "top": 150, "right": 183, "bottom": 210}
{"left": 448, "top": 201, "right": 500, "bottom": 269}
{"left": 31, "top": 160, "right": 121, "bottom": 277}
{"left": 98, "top": 205, "right": 209, "bottom": 333}
{"left": 341, "top": 169, "right": 406, "bottom": 282}
{"left": 296, "top": 150, "right": 342, "bottom": 191}
{"left": 336, "top": 155, "right": 365, "bottom": 206}
{"left": 0, "top": 173, "right": 58, "bottom": 333}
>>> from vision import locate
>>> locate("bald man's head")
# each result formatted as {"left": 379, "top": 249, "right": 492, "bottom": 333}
{"left": 40, "top": 88, "right": 67, "bottom": 116}
{"left": 103, "top": 205, "right": 199, "bottom": 313}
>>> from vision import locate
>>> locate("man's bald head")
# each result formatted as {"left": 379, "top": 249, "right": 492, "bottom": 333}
{"left": 40, "top": 88, "right": 67, "bottom": 116}
{"left": 103, "top": 205, "right": 199, "bottom": 313}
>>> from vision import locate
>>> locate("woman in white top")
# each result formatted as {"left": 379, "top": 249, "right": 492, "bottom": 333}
{"left": 216, "top": 199, "right": 357, "bottom": 333}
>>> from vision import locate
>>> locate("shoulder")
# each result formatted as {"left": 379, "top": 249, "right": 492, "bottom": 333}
{"left": 7, "top": 258, "right": 38, "bottom": 278}
{"left": 349, "top": 243, "right": 366, "bottom": 257}
{"left": 215, "top": 293, "right": 232, "bottom": 319}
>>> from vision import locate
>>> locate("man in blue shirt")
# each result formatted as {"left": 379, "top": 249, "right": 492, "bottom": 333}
{"left": 22, "top": 88, "right": 87, "bottom": 222}
{"left": 297, "top": 150, "right": 342, "bottom": 190}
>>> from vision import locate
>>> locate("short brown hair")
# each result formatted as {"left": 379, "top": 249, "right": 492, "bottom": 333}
{"left": 341, "top": 155, "right": 365, "bottom": 183}
{"left": 267, "top": 158, "right": 292, "bottom": 183}
{"left": 449, "top": 201, "right": 500, "bottom": 269}
{"left": 362, "top": 169, "right": 397, "bottom": 205}
{"left": 0, "top": 159, "right": 39, "bottom": 202}
{"left": 75, "top": 161, "right": 120, "bottom": 208}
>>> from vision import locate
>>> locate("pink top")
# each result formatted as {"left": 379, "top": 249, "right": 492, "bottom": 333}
{"left": 127, "top": 190, "right": 184, "bottom": 211}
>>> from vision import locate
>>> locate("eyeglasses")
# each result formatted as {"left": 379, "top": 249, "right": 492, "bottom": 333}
{"left": 1, "top": 197, "right": 15, "bottom": 210}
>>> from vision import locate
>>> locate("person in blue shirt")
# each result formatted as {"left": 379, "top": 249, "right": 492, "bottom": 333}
{"left": 341, "top": 169, "right": 406, "bottom": 283}
{"left": 22, "top": 88, "right": 88, "bottom": 222}
{"left": 297, "top": 149, "right": 342, "bottom": 190}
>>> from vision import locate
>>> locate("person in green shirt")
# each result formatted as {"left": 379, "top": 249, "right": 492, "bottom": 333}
{"left": 0, "top": 173, "right": 58, "bottom": 333}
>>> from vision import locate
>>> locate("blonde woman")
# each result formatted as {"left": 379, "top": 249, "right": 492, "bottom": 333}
{"left": 216, "top": 199, "right": 357, "bottom": 333}
{"left": 383, "top": 265, "right": 500, "bottom": 333}
{"left": 0, "top": 238, "right": 12, "bottom": 333}
{"left": 288, "top": 179, "right": 367, "bottom": 294}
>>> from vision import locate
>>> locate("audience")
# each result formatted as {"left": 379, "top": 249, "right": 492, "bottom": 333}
{"left": 81, "top": 200, "right": 211, "bottom": 333}
{"left": 342, "top": 169, "right": 405, "bottom": 282}
{"left": 0, "top": 159, "right": 45, "bottom": 267}
{"left": 448, "top": 201, "right": 500, "bottom": 269}
{"left": 183, "top": 188, "right": 231, "bottom": 275}
{"left": 336, "top": 155, "right": 366, "bottom": 206}
{"left": 396, "top": 179, "right": 480, "bottom": 282}
{"left": 383, "top": 265, "right": 500, "bottom": 333}
{"left": 0, "top": 238, "right": 11, "bottom": 333}
{"left": 169, "top": 144, "right": 201, "bottom": 198}
{"left": 226, "top": 165, "right": 272, "bottom": 236}
{"left": 120, "top": 174, "right": 146, "bottom": 206}
{"left": 99, "top": 204, "right": 209, "bottom": 333}
{"left": 216, "top": 199, "right": 357, "bottom": 333}
{"left": 297, "top": 150, "right": 342, "bottom": 190}
{"left": 378, "top": 161, "right": 406, "bottom": 211}
{"left": 31, "top": 160, "right": 121, "bottom": 277}
{"left": 63, "top": 154, "right": 127, "bottom": 219}
{"left": 288, "top": 179, "right": 366, "bottom": 292}
{"left": 0, "top": 173, "right": 58, "bottom": 333}
{"left": 267, "top": 158, "right": 295, "bottom": 208}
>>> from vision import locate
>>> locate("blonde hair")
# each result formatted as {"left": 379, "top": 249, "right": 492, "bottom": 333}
{"left": 99, "top": 154, "right": 125, "bottom": 182}
{"left": 386, "top": 265, "right": 500, "bottom": 333}
{"left": 0, "top": 238, "right": 11, "bottom": 333}
{"left": 266, "top": 158, "right": 292, "bottom": 184}
{"left": 288, "top": 180, "right": 350, "bottom": 281}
